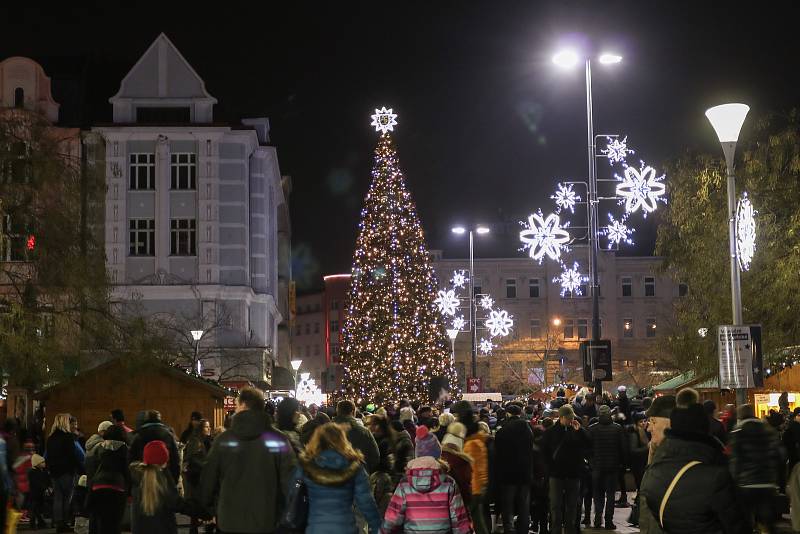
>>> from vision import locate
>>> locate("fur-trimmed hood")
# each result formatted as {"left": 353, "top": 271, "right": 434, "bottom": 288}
{"left": 300, "top": 449, "right": 362, "bottom": 486}
{"left": 441, "top": 447, "right": 473, "bottom": 465}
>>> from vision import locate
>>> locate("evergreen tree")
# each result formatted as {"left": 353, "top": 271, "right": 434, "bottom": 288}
{"left": 340, "top": 114, "right": 456, "bottom": 404}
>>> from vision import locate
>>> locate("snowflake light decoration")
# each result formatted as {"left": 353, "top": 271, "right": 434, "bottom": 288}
{"left": 370, "top": 106, "right": 398, "bottom": 134}
{"left": 479, "top": 294, "right": 494, "bottom": 311}
{"left": 519, "top": 210, "right": 571, "bottom": 264}
{"left": 451, "top": 270, "right": 468, "bottom": 289}
{"left": 604, "top": 213, "right": 634, "bottom": 246}
{"left": 452, "top": 315, "right": 466, "bottom": 331}
{"left": 615, "top": 162, "right": 666, "bottom": 216}
{"left": 479, "top": 338, "right": 494, "bottom": 355}
{"left": 601, "top": 136, "right": 634, "bottom": 165}
{"left": 553, "top": 262, "right": 589, "bottom": 297}
{"left": 551, "top": 183, "right": 580, "bottom": 214}
{"left": 485, "top": 309, "right": 514, "bottom": 337}
{"left": 736, "top": 193, "right": 756, "bottom": 271}
{"left": 434, "top": 289, "right": 460, "bottom": 316}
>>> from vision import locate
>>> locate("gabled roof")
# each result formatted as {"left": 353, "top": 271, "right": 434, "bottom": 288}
{"left": 652, "top": 371, "right": 695, "bottom": 391}
{"left": 109, "top": 33, "right": 216, "bottom": 104}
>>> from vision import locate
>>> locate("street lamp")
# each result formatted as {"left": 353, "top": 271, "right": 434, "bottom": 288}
{"left": 553, "top": 47, "right": 623, "bottom": 394}
{"left": 451, "top": 224, "right": 490, "bottom": 378}
{"left": 290, "top": 359, "right": 302, "bottom": 393}
{"left": 190, "top": 330, "right": 204, "bottom": 376}
{"left": 552, "top": 317, "right": 562, "bottom": 327}
{"left": 706, "top": 102, "right": 750, "bottom": 405}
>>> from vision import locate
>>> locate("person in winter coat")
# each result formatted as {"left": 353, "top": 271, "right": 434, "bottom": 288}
{"left": 367, "top": 414, "right": 395, "bottom": 515}
{"left": 389, "top": 420, "right": 415, "bottom": 484}
{"left": 540, "top": 404, "right": 590, "bottom": 534}
{"left": 639, "top": 393, "right": 745, "bottom": 534}
{"left": 276, "top": 397, "right": 303, "bottom": 454}
{"left": 182, "top": 419, "right": 211, "bottom": 534}
{"left": 130, "top": 441, "right": 185, "bottom": 534}
{"left": 399, "top": 407, "right": 418, "bottom": 447}
{"left": 85, "top": 421, "right": 114, "bottom": 457}
{"left": 529, "top": 425, "right": 549, "bottom": 534}
{"left": 85, "top": 424, "right": 131, "bottom": 534}
{"left": 588, "top": 404, "right": 627, "bottom": 529}
{"left": 728, "top": 404, "right": 783, "bottom": 533}
{"left": 46, "top": 413, "right": 84, "bottom": 533}
{"left": 200, "top": 387, "right": 296, "bottom": 534}
{"left": 300, "top": 411, "right": 331, "bottom": 446}
{"left": 128, "top": 411, "right": 180, "bottom": 484}
{"left": 452, "top": 400, "right": 490, "bottom": 534}
{"left": 334, "top": 400, "right": 381, "bottom": 474}
{"left": 381, "top": 454, "right": 473, "bottom": 534}
{"left": 294, "top": 422, "right": 381, "bottom": 534}
{"left": 179, "top": 412, "right": 203, "bottom": 445}
{"left": 626, "top": 412, "right": 649, "bottom": 527}
{"left": 494, "top": 404, "right": 534, "bottom": 534}
{"left": 27, "top": 454, "right": 51, "bottom": 530}
{"left": 435, "top": 413, "right": 455, "bottom": 443}
{"left": 440, "top": 422, "right": 472, "bottom": 506}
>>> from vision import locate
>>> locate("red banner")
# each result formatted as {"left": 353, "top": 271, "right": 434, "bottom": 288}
{"left": 467, "top": 377, "right": 482, "bottom": 394}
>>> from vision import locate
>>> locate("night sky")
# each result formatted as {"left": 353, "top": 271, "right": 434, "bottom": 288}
{"left": 4, "top": 2, "right": 800, "bottom": 291}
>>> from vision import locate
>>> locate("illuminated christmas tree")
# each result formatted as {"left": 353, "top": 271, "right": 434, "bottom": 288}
{"left": 339, "top": 108, "right": 456, "bottom": 405}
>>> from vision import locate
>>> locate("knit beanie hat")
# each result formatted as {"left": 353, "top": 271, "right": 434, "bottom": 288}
{"left": 98, "top": 421, "right": 113, "bottom": 434}
{"left": 31, "top": 454, "right": 45, "bottom": 468}
{"left": 438, "top": 412, "right": 455, "bottom": 430}
{"left": 399, "top": 407, "right": 415, "bottom": 422}
{"left": 441, "top": 421, "right": 467, "bottom": 451}
{"left": 143, "top": 440, "right": 170, "bottom": 466}
{"left": 414, "top": 425, "right": 442, "bottom": 459}
{"left": 670, "top": 402, "right": 710, "bottom": 435}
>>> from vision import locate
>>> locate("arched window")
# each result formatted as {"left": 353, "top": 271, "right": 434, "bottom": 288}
{"left": 14, "top": 87, "right": 24, "bottom": 108}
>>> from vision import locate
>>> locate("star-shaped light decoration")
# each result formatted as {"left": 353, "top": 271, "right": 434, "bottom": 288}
{"left": 451, "top": 270, "right": 468, "bottom": 289}
{"left": 519, "top": 210, "right": 571, "bottom": 264}
{"left": 452, "top": 315, "right": 466, "bottom": 331}
{"left": 551, "top": 183, "right": 580, "bottom": 214}
{"left": 553, "top": 262, "right": 589, "bottom": 297}
{"left": 479, "top": 338, "right": 494, "bottom": 355}
{"left": 434, "top": 289, "right": 460, "bottom": 316}
{"left": 604, "top": 213, "right": 635, "bottom": 246}
{"left": 370, "top": 106, "right": 398, "bottom": 134}
{"left": 479, "top": 294, "right": 494, "bottom": 311}
{"left": 601, "top": 136, "right": 634, "bottom": 165}
{"left": 736, "top": 192, "right": 757, "bottom": 271}
{"left": 485, "top": 309, "right": 514, "bottom": 337}
{"left": 615, "top": 162, "right": 666, "bottom": 216}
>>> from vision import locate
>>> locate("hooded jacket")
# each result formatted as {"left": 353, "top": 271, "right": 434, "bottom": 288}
{"left": 85, "top": 438, "right": 130, "bottom": 492}
{"left": 494, "top": 416, "right": 534, "bottom": 485}
{"left": 297, "top": 449, "right": 381, "bottom": 534}
{"left": 463, "top": 432, "right": 489, "bottom": 495}
{"left": 200, "top": 409, "right": 296, "bottom": 534}
{"left": 392, "top": 430, "right": 415, "bottom": 484}
{"left": 333, "top": 415, "right": 381, "bottom": 474}
{"left": 128, "top": 422, "right": 180, "bottom": 482}
{"left": 640, "top": 429, "right": 745, "bottom": 534}
{"left": 588, "top": 413, "right": 628, "bottom": 472}
{"left": 381, "top": 456, "right": 473, "bottom": 534}
{"left": 440, "top": 448, "right": 473, "bottom": 505}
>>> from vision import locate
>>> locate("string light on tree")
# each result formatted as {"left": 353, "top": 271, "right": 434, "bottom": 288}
{"left": 551, "top": 183, "right": 580, "bottom": 214}
{"left": 485, "top": 309, "right": 514, "bottom": 337}
{"left": 479, "top": 338, "right": 494, "bottom": 355}
{"left": 479, "top": 294, "right": 494, "bottom": 311}
{"left": 434, "top": 289, "right": 460, "bottom": 316}
{"left": 604, "top": 213, "right": 635, "bottom": 246}
{"left": 553, "top": 262, "right": 589, "bottom": 297}
{"left": 601, "top": 136, "right": 634, "bottom": 164}
{"left": 615, "top": 162, "right": 666, "bottom": 216}
{"left": 451, "top": 270, "right": 468, "bottom": 289}
{"left": 735, "top": 192, "right": 756, "bottom": 271}
{"left": 370, "top": 106, "right": 398, "bottom": 134}
{"left": 519, "top": 210, "right": 571, "bottom": 263}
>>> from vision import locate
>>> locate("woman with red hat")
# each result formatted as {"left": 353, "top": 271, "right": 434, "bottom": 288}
{"left": 130, "top": 440, "right": 181, "bottom": 534}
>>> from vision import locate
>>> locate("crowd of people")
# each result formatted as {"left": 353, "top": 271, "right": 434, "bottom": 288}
{"left": 0, "top": 384, "right": 796, "bottom": 533}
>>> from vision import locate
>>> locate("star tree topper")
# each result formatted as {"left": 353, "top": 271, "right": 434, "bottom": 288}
{"left": 370, "top": 106, "right": 398, "bottom": 134}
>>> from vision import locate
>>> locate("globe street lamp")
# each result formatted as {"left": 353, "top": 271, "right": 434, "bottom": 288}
{"left": 290, "top": 358, "right": 302, "bottom": 393}
{"left": 190, "top": 330, "right": 204, "bottom": 376}
{"left": 451, "top": 224, "right": 490, "bottom": 378}
{"left": 552, "top": 47, "right": 623, "bottom": 394}
{"left": 706, "top": 102, "right": 750, "bottom": 405}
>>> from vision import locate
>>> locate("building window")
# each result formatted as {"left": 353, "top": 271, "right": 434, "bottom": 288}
{"left": 330, "top": 320, "right": 339, "bottom": 332}
{"left": 577, "top": 319, "right": 589, "bottom": 339}
{"left": 529, "top": 278, "right": 540, "bottom": 298}
{"left": 623, "top": 319, "right": 633, "bottom": 338}
{"left": 623, "top": 360, "right": 633, "bottom": 368}
{"left": 170, "top": 219, "right": 196, "bottom": 256}
{"left": 330, "top": 343, "right": 340, "bottom": 363}
{"left": 14, "top": 87, "right": 24, "bottom": 108}
{"left": 506, "top": 279, "right": 516, "bottom": 298}
{"left": 563, "top": 319, "right": 575, "bottom": 339}
{"left": 530, "top": 319, "right": 541, "bottom": 339}
{"left": 295, "top": 323, "right": 301, "bottom": 336}
{"left": 621, "top": 276, "right": 632, "bottom": 297}
{"left": 129, "top": 153, "right": 155, "bottom": 190}
{"left": 170, "top": 153, "right": 197, "bottom": 190}
{"left": 314, "top": 322, "right": 319, "bottom": 334}
{"left": 330, "top": 299, "right": 339, "bottom": 310}
{"left": 305, "top": 323, "right": 310, "bottom": 335}
{"left": 129, "top": 219, "right": 155, "bottom": 256}
{"left": 644, "top": 276, "right": 656, "bottom": 297}
{"left": 646, "top": 317, "right": 657, "bottom": 338}
{"left": 679, "top": 283, "right": 688, "bottom": 297}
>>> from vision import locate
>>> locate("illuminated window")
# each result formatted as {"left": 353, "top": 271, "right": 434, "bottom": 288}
{"left": 623, "top": 319, "right": 633, "bottom": 338}
{"left": 646, "top": 318, "right": 657, "bottom": 338}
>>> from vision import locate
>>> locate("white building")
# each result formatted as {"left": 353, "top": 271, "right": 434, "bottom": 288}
{"left": 93, "top": 34, "right": 288, "bottom": 384}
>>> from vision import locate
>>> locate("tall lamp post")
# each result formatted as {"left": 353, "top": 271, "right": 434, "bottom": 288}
{"left": 705, "top": 103, "right": 750, "bottom": 405}
{"left": 451, "top": 225, "right": 490, "bottom": 378}
{"left": 290, "top": 358, "right": 302, "bottom": 395}
{"left": 552, "top": 49, "right": 622, "bottom": 395}
{"left": 190, "top": 329, "right": 204, "bottom": 376}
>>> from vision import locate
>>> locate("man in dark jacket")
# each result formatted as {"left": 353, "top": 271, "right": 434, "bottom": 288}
{"left": 783, "top": 407, "right": 800, "bottom": 475}
{"left": 588, "top": 404, "right": 627, "bottom": 529}
{"left": 495, "top": 404, "right": 534, "bottom": 534}
{"left": 299, "top": 411, "right": 331, "bottom": 445}
{"left": 200, "top": 387, "right": 296, "bottom": 534}
{"left": 333, "top": 400, "right": 380, "bottom": 473}
{"left": 703, "top": 400, "right": 728, "bottom": 444}
{"left": 729, "top": 403, "right": 783, "bottom": 533}
{"left": 128, "top": 410, "right": 180, "bottom": 483}
{"left": 640, "top": 395, "right": 745, "bottom": 534}
{"left": 541, "top": 404, "right": 590, "bottom": 534}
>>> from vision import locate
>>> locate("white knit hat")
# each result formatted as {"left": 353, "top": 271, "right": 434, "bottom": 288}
{"left": 441, "top": 422, "right": 466, "bottom": 451}
{"left": 399, "top": 407, "right": 415, "bottom": 422}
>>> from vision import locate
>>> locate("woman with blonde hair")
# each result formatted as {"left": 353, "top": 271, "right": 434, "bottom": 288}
{"left": 291, "top": 422, "right": 381, "bottom": 533}
{"left": 46, "top": 413, "right": 84, "bottom": 532}
{"left": 130, "top": 440, "right": 182, "bottom": 534}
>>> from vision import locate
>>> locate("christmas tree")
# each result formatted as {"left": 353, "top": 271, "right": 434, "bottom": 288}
{"left": 339, "top": 108, "right": 457, "bottom": 405}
